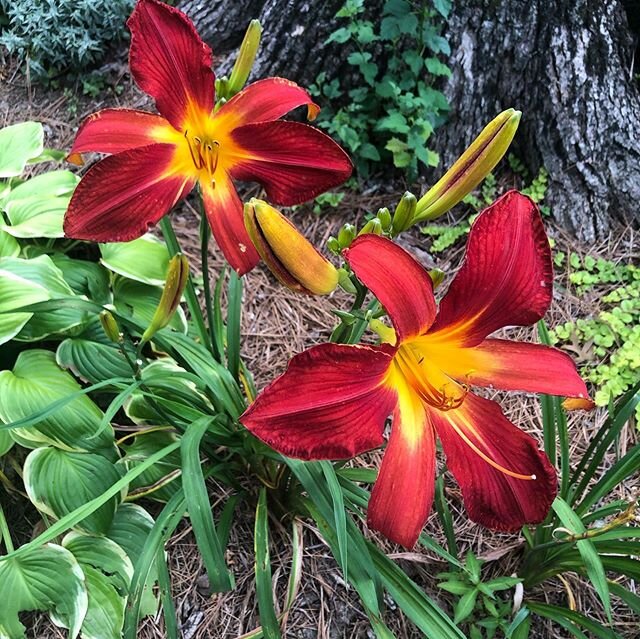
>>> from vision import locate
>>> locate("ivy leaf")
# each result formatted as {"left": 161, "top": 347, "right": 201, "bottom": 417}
{"left": 0, "top": 543, "right": 88, "bottom": 638}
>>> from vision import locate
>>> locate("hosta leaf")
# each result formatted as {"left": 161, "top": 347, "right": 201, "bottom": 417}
{"left": 57, "top": 318, "right": 133, "bottom": 384}
{"left": 0, "top": 229, "right": 20, "bottom": 258}
{"left": 51, "top": 255, "right": 111, "bottom": 305}
{"left": 0, "top": 350, "right": 114, "bottom": 452}
{"left": 4, "top": 169, "right": 78, "bottom": 203}
{"left": 62, "top": 532, "right": 133, "bottom": 639}
{"left": 24, "top": 446, "right": 123, "bottom": 534}
{"left": 0, "top": 543, "right": 87, "bottom": 639}
{"left": 100, "top": 235, "right": 170, "bottom": 286}
{"left": 0, "top": 254, "right": 87, "bottom": 341}
{"left": 118, "top": 430, "right": 182, "bottom": 502}
{"left": 3, "top": 194, "right": 70, "bottom": 238}
{"left": 106, "top": 503, "right": 158, "bottom": 618}
{"left": 0, "top": 121, "right": 44, "bottom": 178}
{"left": 0, "top": 267, "right": 50, "bottom": 345}
{"left": 0, "top": 428, "right": 13, "bottom": 456}
{"left": 113, "top": 276, "right": 187, "bottom": 335}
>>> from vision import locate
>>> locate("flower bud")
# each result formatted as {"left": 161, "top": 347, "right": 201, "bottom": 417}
{"left": 244, "top": 199, "right": 338, "bottom": 295}
{"left": 337, "top": 224, "right": 356, "bottom": 249}
{"left": 428, "top": 269, "right": 445, "bottom": 289}
{"left": 141, "top": 254, "right": 189, "bottom": 343}
{"left": 327, "top": 236, "right": 341, "bottom": 255}
{"left": 337, "top": 267, "right": 357, "bottom": 293}
{"left": 376, "top": 207, "right": 392, "bottom": 230}
{"left": 227, "top": 20, "right": 262, "bottom": 98}
{"left": 414, "top": 108, "right": 522, "bottom": 222}
{"left": 391, "top": 192, "right": 417, "bottom": 235}
{"left": 358, "top": 218, "right": 383, "bottom": 236}
{"left": 99, "top": 310, "right": 121, "bottom": 343}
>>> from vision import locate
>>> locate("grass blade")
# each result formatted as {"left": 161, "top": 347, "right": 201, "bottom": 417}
{"left": 254, "top": 488, "right": 281, "bottom": 639}
{"left": 321, "top": 461, "right": 348, "bottom": 577}
{"left": 528, "top": 602, "right": 620, "bottom": 639}
{"left": 227, "top": 270, "right": 242, "bottom": 381}
{"left": 156, "top": 550, "right": 178, "bottom": 639}
{"left": 181, "top": 416, "right": 232, "bottom": 592}
{"left": 552, "top": 498, "right": 611, "bottom": 622}
{"left": 435, "top": 473, "right": 458, "bottom": 562}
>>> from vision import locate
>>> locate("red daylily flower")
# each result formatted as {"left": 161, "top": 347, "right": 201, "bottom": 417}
{"left": 241, "top": 191, "right": 590, "bottom": 548}
{"left": 63, "top": 0, "right": 352, "bottom": 275}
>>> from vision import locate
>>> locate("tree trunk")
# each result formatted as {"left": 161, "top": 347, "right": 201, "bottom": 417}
{"left": 179, "top": 0, "right": 381, "bottom": 86}
{"left": 438, "top": 0, "right": 640, "bottom": 240}
{"left": 181, "top": 0, "right": 640, "bottom": 240}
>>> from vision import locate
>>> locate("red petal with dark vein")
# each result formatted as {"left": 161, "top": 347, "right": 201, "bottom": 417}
{"left": 431, "top": 393, "right": 557, "bottom": 532}
{"left": 68, "top": 108, "right": 169, "bottom": 158}
{"left": 240, "top": 343, "right": 396, "bottom": 460}
{"left": 201, "top": 176, "right": 259, "bottom": 276}
{"left": 464, "top": 339, "right": 590, "bottom": 398}
{"left": 368, "top": 388, "right": 436, "bottom": 549}
{"left": 64, "top": 144, "right": 193, "bottom": 242}
{"left": 229, "top": 121, "right": 352, "bottom": 204}
{"left": 128, "top": 0, "right": 214, "bottom": 129}
{"left": 215, "top": 77, "right": 320, "bottom": 127}
{"left": 344, "top": 235, "right": 437, "bottom": 343}
{"left": 429, "top": 190, "right": 552, "bottom": 346}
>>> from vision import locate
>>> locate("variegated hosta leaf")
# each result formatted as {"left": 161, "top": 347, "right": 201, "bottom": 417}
{"left": 62, "top": 532, "right": 133, "bottom": 639}
{"left": 56, "top": 317, "right": 133, "bottom": 384}
{"left": 50, "top": 255, "right": 111, "bottom": 305}
{"left": 0, "top": 229, "right": 20, "bottom": 258}
{"left": 23, "top": 446, "right": 123, "bottom": 534}
{"left": 0, "top": 121, "right": 43, "bottom": 178}
{"left": 100, "top": 235, "right": 171, "bottom": 286}
{"left": 0, "top": 254, "right": 88, "bottom": 341}
{"left": 113, "top": 276, "right": 187, "bottom": 335}
{"left": 0, "top": 350, "right": 114, "bottom": 453}
{"left": 0, "top": 267, "right": 50, "bottom": 346}
{"left": 0, "top": 429, "right": 13, "bottom": 457}
{"left": 0, "top": 543, "right": 87, "bottom": 639}
{"left": 107, "top": 504, "right": 159, "bottom": 618}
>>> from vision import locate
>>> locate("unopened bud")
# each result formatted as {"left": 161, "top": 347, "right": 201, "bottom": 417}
{"left": 338, "top": 224, "right": 356, "bottom": 249}
{"left": 141, "top": 254, "right": 189, "bottom": 343}
{"left": 215, "top": 76, "right": 230, "bottom": 102}
{"left": 415, "top": 108, "right": 522, "bottom": 221}
{"left": 376, "top": 207, "right": 392, "bottom": 230}
{"left": 428, "top": 269, "right": 445, "bottom": 289}
{"left": 391, "top": 192, "right": 417, "bottom": 235}
{"left": 337, "top": 268, "right": 357, "bottom": 293}
{"left": 227, "top": 20, "right": 262, "bottom": 98}
{"left": 562, "top": 397, "right": 596, "bottom": 412}
{"left": 100, "top": 310, "right": 121, "bottom": 343}
{"left": 244, "top": 199, "right": 338, "bottom": 295}
{"left": 358, "top": 218, "right": 383, "bottom": 236}
{"left": 327, "top": 236, "right": 340, "bottom": 255}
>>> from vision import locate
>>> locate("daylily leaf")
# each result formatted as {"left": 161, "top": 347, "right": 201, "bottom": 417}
{"left": 0, "top": 543, "right": 88, "bottom": 639}
{"left": 24, "top": 446, "right": 123, "bottom": 534}
{"left": 0, "top": 349, "right": 114, "bottom": 453}
{"left": 100, "top": 235, "right": 171, "bottom": 286}
{"left": 0, "top": 121, "right": 44, "bottom": 178}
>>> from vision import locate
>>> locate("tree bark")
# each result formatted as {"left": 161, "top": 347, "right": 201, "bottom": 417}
{"left": 179, "top": 0, "right": 381, "bottom": 86}
{"left": 438, "top": 0, "right": 640, "bottom": 240}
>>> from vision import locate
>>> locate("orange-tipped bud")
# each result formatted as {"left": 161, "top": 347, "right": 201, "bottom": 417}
{"left": 99, "top": 310, "right": 121, "bottom": 343}
{"left": 562, "top": 397, "right": 596, "bottom": 412}
{"left": 414, "top": 109, "right": 522, "bottom": 222}
{"left": 227, "top": 20, "right": 262, "bottom": 98}
{"left": 141, "top": 254, "right": 189, "bottom": 343}
{"left": 244, "top": 199, "right": 338, "bottom": 295}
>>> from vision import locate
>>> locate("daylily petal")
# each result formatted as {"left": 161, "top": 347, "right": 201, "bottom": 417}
{"left": 128, "top": 0, "right": 214, "bottom": 129}
{"left": 240, "top": 343, "right": 396, "bottom": 460}
{"left": 201, "top": 175, "right": 259, "bottom": 275}
{"left": 431, "top": 393, "right": 557, "bottom": 531}
{"left": 429, "top": 191, "right": 552, "bottom": 346}
{"left": 215, "top": 77, "right": 320, "bottom": 128}
{"left": 64, "top": 144, "right": 194, "bottom": 242}
{"left": 460, "top": 339, "right": 590, "bottom": 398}
{"left": 344, "top": 235, "right": 437, "bottom": 343}
{"left": 368, "top": 374, "right": 436, "bottom": 548}
{"left": 68, "top": 108, "right": 169, "bottom": 160}
{"left": 229, "top": 121, "right": 352, "bottom": 204}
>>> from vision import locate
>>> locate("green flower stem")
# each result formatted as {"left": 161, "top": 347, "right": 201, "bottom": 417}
{"left": 0, "top": 503, "right": 14, "bottom": 554}
{"left": 159, "top": 216, "right": 212, "bottom": 353}
{"left": 198, "top": 205, "right": 221, "bottom": 362}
